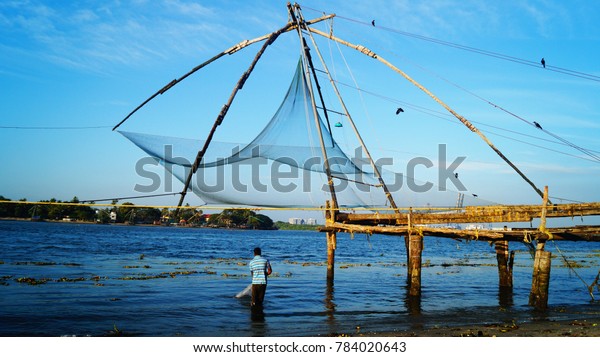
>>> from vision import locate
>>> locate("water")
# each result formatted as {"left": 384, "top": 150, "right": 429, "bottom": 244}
{"left": 0, "top": 220, "right": 598, "bottom": 337}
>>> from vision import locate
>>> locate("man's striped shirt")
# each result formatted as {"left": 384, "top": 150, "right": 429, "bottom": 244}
{"left": 249, "top": 255, "right": 271, "bottom": 285}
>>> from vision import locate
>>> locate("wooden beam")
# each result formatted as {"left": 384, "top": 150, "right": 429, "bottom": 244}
{"left": 320, "top": 222, "right": 600, "bottom": 242}
{"left": 335, "top": 202, "right": 600, "bottom": 225}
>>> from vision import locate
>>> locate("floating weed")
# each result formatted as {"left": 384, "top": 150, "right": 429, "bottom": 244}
{"left": 165, "top": 270, "right": 198, "bottom": 277}
{"left": 55, "top": 277, "right": 86, "bottom": 283}
{"left": 14, "top": 261, "right": 57, "bottom": 266}
{"left": 15, "top": 277, "right": 52, "bottom": 285}
{"left": 221, "top": 273, "right": 246, "bottom": 278}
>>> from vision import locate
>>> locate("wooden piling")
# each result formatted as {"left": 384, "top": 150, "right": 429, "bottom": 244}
{"left": 529, "top": 243, "right": 551, "bottom": 310}
{"left": 407, "top": 233, "right": 423, "bottom": 296}
{"left": 529, "top": 186, "right": 552, "bottom": 310}
{"left": 495, "top": 240, "right": 513, "bottom": 288}
{"left": 326, "top": 231, "right": 336, "bottom": 282}
{"left": 325, "top": 201, "right": 336, "bottom": 283}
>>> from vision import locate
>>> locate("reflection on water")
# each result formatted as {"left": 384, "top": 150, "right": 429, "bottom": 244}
{"left": 0, "top": 220, "right": 598, "bottom": 336}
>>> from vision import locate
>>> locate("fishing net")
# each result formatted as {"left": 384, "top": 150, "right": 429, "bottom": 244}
{"left": 120, "top": 59, "right": 475, "bottom": 209}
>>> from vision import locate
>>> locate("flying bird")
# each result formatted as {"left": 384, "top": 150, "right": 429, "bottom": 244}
{"left": 533, "top": 121, "right": 543, "bottom": 130}
{"left": 454, "top": 173, "right": 458, "bottom": 179}
{"left": 395, "top": 107, "right": 404, "bottom": 115}
{"left": 472, "top": 194, "right": 478, "bottom": 197}
{"left": 371, "top": 20, "right": 375, "bottom": 26}
{"left": 541, "top": 58, "right": 546, "bottom": 68}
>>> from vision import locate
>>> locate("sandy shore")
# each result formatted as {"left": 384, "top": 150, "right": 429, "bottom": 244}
{"left": 356, "top": 317, "right": 600, "bottom": 337}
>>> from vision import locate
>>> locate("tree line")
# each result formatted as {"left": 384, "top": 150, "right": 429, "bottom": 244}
{"left": 0, "top": 195, "right": 276, "bottom": 229}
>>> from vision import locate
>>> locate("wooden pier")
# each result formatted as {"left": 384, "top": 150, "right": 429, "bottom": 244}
{"left": 321, "top": 187, "right": 600, "bottom": 310}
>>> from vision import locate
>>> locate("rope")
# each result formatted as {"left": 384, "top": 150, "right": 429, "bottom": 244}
{"left": 79, "top": 192, "right": 182, "bottom": 203}
{"left": 299, "top": 5, "right": 600, "bottom": 83}
{"left": 0, "top": 199, "right": 460, "bottom": 211}
{"left": 326, "top": 77, "right": 600, "bottom": 164}
{"left": 551, "top": 240, "right": 596, "bottom": 301}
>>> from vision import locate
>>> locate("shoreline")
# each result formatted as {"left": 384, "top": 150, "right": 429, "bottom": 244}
{"left": 355, "top": 317, "right": 600, "bottom": 337}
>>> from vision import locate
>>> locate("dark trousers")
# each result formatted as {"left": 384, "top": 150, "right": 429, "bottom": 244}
{"left": 251, "top": 284, "right": 267, "bottom": 306}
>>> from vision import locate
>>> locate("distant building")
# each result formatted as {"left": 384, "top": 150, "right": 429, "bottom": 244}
{"left": 288, "top": 218, "right": 305, "bottom": 225}
{"left": 288, "top": 218, "right": 318, "bottom": 225}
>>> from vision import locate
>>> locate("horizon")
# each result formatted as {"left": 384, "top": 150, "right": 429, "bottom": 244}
{"left": 1, "top": 1, "right": 599, "bottom": 223}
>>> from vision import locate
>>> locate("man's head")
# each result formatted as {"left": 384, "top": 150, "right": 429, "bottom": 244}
{"left": 254, "top": 247, "right": 261, "bottom": 256}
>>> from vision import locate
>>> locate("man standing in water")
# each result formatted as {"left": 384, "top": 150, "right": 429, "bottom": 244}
{"left": 249, "top": 247, "right": 272, "bottom": 307}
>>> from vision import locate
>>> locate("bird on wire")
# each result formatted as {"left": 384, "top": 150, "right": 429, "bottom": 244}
{"left": 541, "top": 58, "right": 546, "bottom": 68}
{"left": 371, "top": 20, "right": 375, "bottom": 26}
{"left": 533, "top": 121, "right": 543, "bottom": 130}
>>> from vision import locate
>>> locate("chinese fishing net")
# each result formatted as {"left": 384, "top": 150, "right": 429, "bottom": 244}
{"left": 119, "top": 59, "right": 474, "bottom": 209}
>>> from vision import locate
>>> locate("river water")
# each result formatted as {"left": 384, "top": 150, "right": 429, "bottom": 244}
{"left": 0, "top": 220, "right": 598, "bottom": 337}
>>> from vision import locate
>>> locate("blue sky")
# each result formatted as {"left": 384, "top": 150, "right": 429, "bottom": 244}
{"left": 1, "top": 0, "right": 599, "bottom": 221}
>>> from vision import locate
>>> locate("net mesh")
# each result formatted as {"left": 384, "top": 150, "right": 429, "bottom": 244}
{"left": 120, "top": 59, "right": 476, "bottom": 209}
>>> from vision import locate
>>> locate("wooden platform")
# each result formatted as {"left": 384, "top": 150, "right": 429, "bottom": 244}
{"left": 321, "top": 202, "right": 600, "bottom": 242}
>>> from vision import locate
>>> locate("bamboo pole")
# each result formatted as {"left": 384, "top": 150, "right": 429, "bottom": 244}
{"left": 113, "top": 13, "right": 334, "bottom": 131}
{"left": 175, "top": 23, "right": 291, "bottom": 213}
{"left": 288, "top": 4, "right": 339, "bottom": 209}
{"left": 300, "top": 15, "right": 400, "bottom": 212}
{"left": 307, "top": 26, "right": 548, "bottom": 202}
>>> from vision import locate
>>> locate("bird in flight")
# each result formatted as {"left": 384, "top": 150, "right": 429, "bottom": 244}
{"left": 541, "top": 58, "right": 546, "bottom": 68}
{"left": 395, "top": 107, "right": 404, "bottom": 114}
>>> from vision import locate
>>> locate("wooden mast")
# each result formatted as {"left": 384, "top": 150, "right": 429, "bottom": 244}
{"left": 288, "top": 3, "right": 339, "bottom": 283}
{"left": 299, "top": 9, "right": 400, "bottom": 213}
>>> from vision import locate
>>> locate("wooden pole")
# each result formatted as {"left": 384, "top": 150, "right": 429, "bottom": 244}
{"left": 327, "top": 231, "right": 337, "bottom": 283}
{"left": 495, "top": 240, "right": 514, "bottom": 307}
{"left": 325, "top": 200, "right": 337, "bottom": 283}
{"left": 529, "top": 186, "right": 552, "bottom": 310}
{"left": 495, "top": 240, "right": 513, "bottom": 288}
{"left": 407, "top": 233, "right": 423, "bottom": 296}
{"left": 529, "top": 245, "right": 551, "bottom": 310}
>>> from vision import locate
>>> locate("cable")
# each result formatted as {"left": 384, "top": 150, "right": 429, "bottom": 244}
{"left": 328, "top": 77, "right": 600, "bottom": 163}
{"left": 551, "top": 240, "right": 596, "bottom": 301}
{"left": 0, "top": 125, "right": 112, "bottom": 130}
{"left": 79, "top": 192, "right": 183, "bottom": 203}
{"left": 300, "top": 5, "right": 600, "bottom": 83}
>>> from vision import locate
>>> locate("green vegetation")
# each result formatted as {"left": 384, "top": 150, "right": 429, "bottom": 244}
{"left": 206, "top": 209, "right": 275, "bottom": 230}
{"left": 274, "top": 221, "right": 322, "bottom": 231}
{"left": 0, "top": 195, "right": 277, "bottom": 230}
